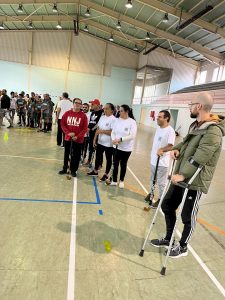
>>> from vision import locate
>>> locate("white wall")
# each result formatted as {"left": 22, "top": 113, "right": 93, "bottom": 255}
{"left": 0, "top": 31, "right": 138, "bottom": 76}
{"left": 138, "top": 51, "right": 197, "bottom": 93}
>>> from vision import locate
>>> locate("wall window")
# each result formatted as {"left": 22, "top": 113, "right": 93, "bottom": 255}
{"left": 212, "top": 67, "right": 219, "bottom": 82}
{"left": 199, "top": 70, "right": 207, "bottom": 84}
{"left": 132, "top": 68, "right": 145, "bottom": 105}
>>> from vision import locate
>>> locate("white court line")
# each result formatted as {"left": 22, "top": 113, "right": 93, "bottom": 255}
{"left": 0, "top": 154, "right": 63, "bottom": 162}
{"left": 67, "top": 178, "right": 77, "bottom": 300}
{"left": 127, "top": 166, "right": 225, "bottom": 298}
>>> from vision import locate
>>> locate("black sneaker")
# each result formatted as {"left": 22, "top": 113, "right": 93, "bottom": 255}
{"left": 58, "top": 169, "right": 67, "bottom": 175}
{"left": 71, "top": 172, "right": 77, "bottom": 177}
{"left": 99, "top": 174, "right": 108, "bottom": 182}
{"left": 87, "top": 170, "right": 98, "bottom": 176}
{"left": 150, "top": 237, "right": 173, "bottom": 248}
{"left": 166, "top": 243, "right": 188, "bottom": 258}
{"left": 151, "top": 199, "right": 160, "bottom": 209}
{"left": 144, "top": 193, "right": 153, "bottom": 205}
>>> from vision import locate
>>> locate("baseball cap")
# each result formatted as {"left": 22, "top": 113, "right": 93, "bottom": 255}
{"left": 89, "top": 99, "right": 101, "bottom": 105}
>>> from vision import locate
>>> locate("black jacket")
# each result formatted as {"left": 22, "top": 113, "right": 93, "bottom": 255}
{"left": 0, "top": 95, "right": 11, "bottom": 109}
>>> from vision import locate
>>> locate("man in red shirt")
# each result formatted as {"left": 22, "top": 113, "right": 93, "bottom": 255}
{"left": 59, "top": 98, "right": 88, "bottom": 177}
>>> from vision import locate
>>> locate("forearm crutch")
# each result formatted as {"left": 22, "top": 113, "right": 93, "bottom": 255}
{"left": 144, "top": 155, "right": 160, "bottom": 211}
{"left": 160, "top": 160, "right": 203, "bottom": 275}
{"left": 139, "top": 159, "right": 176, "bottom": 257}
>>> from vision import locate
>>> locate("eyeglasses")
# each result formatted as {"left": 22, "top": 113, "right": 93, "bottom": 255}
{"left": 188, "top": 102, "right": 199, "bottom": 107}
{"left": 74, "top": 102, "right": 82, "bottom": 104}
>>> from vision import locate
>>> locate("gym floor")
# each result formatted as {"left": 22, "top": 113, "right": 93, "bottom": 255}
{"left": 0, "top": 125, "right": 225, "bottom": 300}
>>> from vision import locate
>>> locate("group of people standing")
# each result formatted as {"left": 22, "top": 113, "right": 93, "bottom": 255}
{"left": 57, "top": 97, "right": 137, "bottom": 185}
{"left": 0, "top": 89, "right": 54, "bottom": 132}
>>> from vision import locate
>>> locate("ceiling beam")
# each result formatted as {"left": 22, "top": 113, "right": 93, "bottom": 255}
{"left": 136, "top": 0, "right": 225, "bottom": 39}
{"left": 0, "top": 0, "right": 221, "bottom": 63}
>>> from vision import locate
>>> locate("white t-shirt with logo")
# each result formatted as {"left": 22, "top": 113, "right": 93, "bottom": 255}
{"left": 151, "top": 125, "right": 176, "bottom": 167}
{"left": 98, "top": 115, "right": 116, "bottom": 147}
{"left": 111, "top": 117, "right": 137, "bottom": 152}
{"left": 58, "top": 99, "right": 73, "bottom": 119}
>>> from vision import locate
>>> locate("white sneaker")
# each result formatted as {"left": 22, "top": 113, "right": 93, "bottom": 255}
{"left": 119, "top": 181, "right": 124, "bottom": 189}
{"left": 109, "top": 181, "right": 118, "bottom": 186}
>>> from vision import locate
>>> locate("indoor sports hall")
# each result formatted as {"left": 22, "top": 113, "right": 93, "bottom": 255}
{"left": 0, "top": 0, "right": 225, "bottom": 299}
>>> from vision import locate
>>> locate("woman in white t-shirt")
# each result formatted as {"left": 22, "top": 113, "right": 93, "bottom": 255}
{"left": 109, "top": 105, "right": 137, "bottom": 188}
{"left": 87, "top": 103, "right": 116, "bottom": 181}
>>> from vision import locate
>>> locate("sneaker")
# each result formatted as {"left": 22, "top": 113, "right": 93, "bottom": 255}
{"left": 99, "top": 174, "right": 108, "bottom": 182}
{"left": 151, "top": 199, "right": 160, "bottom": 209}
{"left": 166, "top": 243, "right": 188, "bottom": 258}
{"left": 109, "top": 181, "right": 117, "bottom": 186}
{"left": 150, "top": 237, "right": 174, "bottom": 248}
{"left": 71, "top": 172, "right": 77, "bottom": 177}
{"left": 87, "top": 170, "right": 98, "bottom": 176}
{"left": 144, "top": 193, "right": 153, "bottom": 205}
{"left": 119, "top": 181, "right": 124, "bottom": 189}
{"left": 7, "top": 125, "right": 13, "bottom": 128}
{"left": 58, "top": 169, "right": 67, "bottom": 175}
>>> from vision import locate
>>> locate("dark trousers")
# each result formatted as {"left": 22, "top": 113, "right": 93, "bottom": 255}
{"left": 95, "top": 144, "right": 114, "bottom": 174}
{"left": 63, "top": 140, "right": 82, "bottom": 173}
{"left": 18, "top": 112, "right": 26, "bottom": 125}
{"left": 57, "top": 119, "right": 64, "bottom": 146}
{"left": 161, "top": 185, "right": 202, "bottom": 247}
{"left": 88, "top": 130, "right": 96, "bottom": 162}
{"left": 112, "top": 149, "right": 131, "bottom": 182}
{"left": 81, "top": 136, "right": 89, "bottom": 161}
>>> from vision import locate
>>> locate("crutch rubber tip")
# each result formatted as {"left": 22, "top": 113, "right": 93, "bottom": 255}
{"left": 160, "top": 267, "right": 166, "bottom": 276}
{"left": 143, "top": 207, "right": 150, "bottom": 212}
{"left": 139, "top": 249, "right": 144, "bottom": 257}
{"left": 66, "top": 176, "right": 72, "bottom": 180}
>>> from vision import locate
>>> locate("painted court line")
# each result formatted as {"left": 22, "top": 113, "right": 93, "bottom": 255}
{"left": 127, "top": 166, "right": 225, "bottom": 298}
{"left": 67, "top": 177, "right": 77, "bottom": 300}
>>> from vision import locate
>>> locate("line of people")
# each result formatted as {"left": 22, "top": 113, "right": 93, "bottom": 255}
{"left": 0, "top": 89, "right": 55, "bottom": 132}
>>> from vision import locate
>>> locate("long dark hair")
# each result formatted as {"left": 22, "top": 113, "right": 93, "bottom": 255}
{"left": 120, "top": 104, "right": 135, "bottom": 120}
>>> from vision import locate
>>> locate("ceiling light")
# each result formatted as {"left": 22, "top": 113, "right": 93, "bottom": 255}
{"left": 27, "top": 21, "right": 33, "bottom": 29}
{"left": 17, "top": 4, "right": 24, "bottom": 13}
{"left": 84, "top": 24, "right": 89, "bottom": 32}
{"left": 162, "top": 13, "right": 169, "bottom": 23}
{"left": 133, "top": 44, "right": 138, "bottom": 51}
{"left": 145, "top": 32, "right": 151, "bottom": 41}
{"left": 125, "top": 0, "right": 133, "bottom": 9}
{"left": 52, "top": 3, "right": 58, "bottom": 13}
{"left": 116, "top": 20, "right": 121, "bottom": 29}
{"left": 0, "top": 23, "right": 4, "bottom": 30}
{"left": 56, "top": 22, "right": 62, "bottom": 29}
{"left": 85, "top": 8, "right": 91, "bottom": 17}
{"left": 109, "top": 34, "right": 114, "bottom": 42}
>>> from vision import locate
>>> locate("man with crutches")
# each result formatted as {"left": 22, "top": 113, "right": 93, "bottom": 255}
{"left": 149, "top": 92, "right": 225, "bottom": 259}
{"left": 144, "top": 110, "right": 175, "bottom": 210}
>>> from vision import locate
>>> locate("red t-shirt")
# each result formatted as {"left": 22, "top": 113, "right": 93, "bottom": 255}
{"left": 61, "top": 109, "right": 88, "bottom": 143}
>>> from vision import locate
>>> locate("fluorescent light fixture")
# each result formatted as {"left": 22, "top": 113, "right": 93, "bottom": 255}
{"left": 84, "top": 8, "right": 91, "bottom": 17}
{"left": 84, "top": 24, "right": 89, "bottom": 32}
{"left": 125, "top": 0, "right": 133, "bottom": 9}
{"left": 133, "top": 44, "right": 138, "bottom": 51}
{"left": 0, "top": 23, "right": 4, "bottom": 30}
{"left": 109, "top": 34, "right": 114, "bottom": 42}
{"left": 18, "top": 4, "right": 24, "bottom": 13}
{"left": 162, "top": 13, "right": 169, "bottom": 23}
{"left": 56, "top": 22, "right": 62, "bottom": 29}
{"left": 27, "top": 21, "right": 33, "bottom": 29}
{"left": 52, "top": 3, "right": 58, "bottom": 13}
{"left": 116, "top": 20, "right": 121, "bottom": 29}
{"left": 145, "top": 32, "right": 151, "bottom": 41}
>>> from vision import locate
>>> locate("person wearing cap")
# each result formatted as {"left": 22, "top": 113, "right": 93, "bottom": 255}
{"left": 84, "top": 99, "right": 103, "bottom": 166}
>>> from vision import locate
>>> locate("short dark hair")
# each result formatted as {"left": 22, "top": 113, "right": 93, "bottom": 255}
{"left": 159, "top": 110, "right": 171, "bottom": 122}
{"left": 73, "top": 98, "right": 82, "bottom": 104}
{"left": 83, "top": 103, "right": 89, "bottom": 108}
{"left": 63, "top": 92, "right": 69, "bottom": 99}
